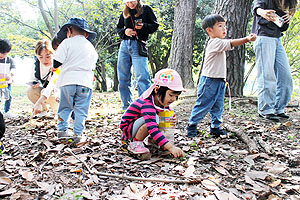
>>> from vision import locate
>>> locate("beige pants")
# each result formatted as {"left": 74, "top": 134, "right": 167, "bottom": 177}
{"left": 26, "top": 86, "right": 59, "bottom": 113}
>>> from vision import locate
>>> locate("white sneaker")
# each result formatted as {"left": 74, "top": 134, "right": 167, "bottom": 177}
{"left": 4, "top": 112, "right": 16, "bottom": 119}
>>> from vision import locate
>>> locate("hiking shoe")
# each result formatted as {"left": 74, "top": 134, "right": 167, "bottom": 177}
{"left": 73, "top": 135, "right": 87, "bottom": 145}
{"left": 210, "top": 127, "right": 228, "bottom": 137}
{"left": 0, "top": 142, "right": 4, "bottom": 152}
{"left": 57, "top": 130, "right": 74, "bottom": 139}
{"left": 128, "top": 141, "right": 150, "bottom": 154}
{"left": 277, "top": 113, "right": 289, "bottom": 119}
{"left": 259, "top": 114, "right": 280, "bottom": 122}
{"left": 187, "top": 124, "right": 199, "bottom": 138}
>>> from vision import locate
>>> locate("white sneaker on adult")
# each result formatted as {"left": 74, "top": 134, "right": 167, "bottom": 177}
{"left": 4, "top": 112, "right": 17, "bottom": 119}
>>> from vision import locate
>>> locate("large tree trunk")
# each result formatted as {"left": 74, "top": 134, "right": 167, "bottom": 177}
{"left": 168, "top": 0, "right": 197, "bottom": 88}
{"left": 213, "top": 0, "right": 253, "bottom": 96}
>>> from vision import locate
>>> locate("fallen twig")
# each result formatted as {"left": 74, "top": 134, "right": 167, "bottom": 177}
{"left": 67, "top": 148, "right": 200, "bottom": 184}
{"left": 257, "top": 137, "right": 274, "bottom": 155}
{"left": 224, "top": 124, "right": 258, "bottom": 154}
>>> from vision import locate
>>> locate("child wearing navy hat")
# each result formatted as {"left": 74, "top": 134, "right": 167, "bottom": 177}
{"left": 53, "top": 17, "right": 98, "bottom": 145}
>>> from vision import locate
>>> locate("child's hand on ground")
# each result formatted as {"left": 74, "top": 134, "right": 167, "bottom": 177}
{"left": 164, "top": 143, "right": 184, "bottom": 158}
{"left": 247, "top": 33, "right": 257, "bottom": 42}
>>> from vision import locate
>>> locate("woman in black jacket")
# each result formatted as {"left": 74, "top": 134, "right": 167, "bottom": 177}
{"left": 117, "top": 0, "right": 159, "bottom": 110}
{"left": 252, "top": 0, "right": 298, "bottom": 121}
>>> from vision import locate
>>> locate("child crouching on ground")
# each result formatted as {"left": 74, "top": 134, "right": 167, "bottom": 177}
{"left": 187, "top": 14, "right": 256, "bottom": 137}
{"left": 120, "top": 68, "right": 185, "bottom": 158}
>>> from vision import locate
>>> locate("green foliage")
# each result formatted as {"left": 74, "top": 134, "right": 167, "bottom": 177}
{"left": 283, "top": 10, "right": 300, "bottom": 80}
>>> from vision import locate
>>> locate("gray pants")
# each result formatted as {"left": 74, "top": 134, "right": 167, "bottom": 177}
{"left": 131, "top": 115, "right": 159, "bottom": 141}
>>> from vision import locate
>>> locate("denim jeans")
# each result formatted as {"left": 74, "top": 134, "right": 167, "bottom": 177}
{"left": 188, "top": 76, "right": 226, "bottom": 128}
{"left": 4, "top": 84, "right": 12, "bottom": 113}
{"left": 254, "top": 36, "right": 293, "bottom": 115}
{"left": 117, "top": 40, "right": 151, "bottom": 110}
{"left": 57, "top": 85, "right": 92, "bottom": 135}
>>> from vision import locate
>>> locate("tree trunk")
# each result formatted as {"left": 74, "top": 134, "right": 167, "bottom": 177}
{"left": 168, "top": 0, "right": 197, "bottom": 88}
{"left": 148, "top": 45, "right": 156, "bottom": 78}
{"left": 113, "top": 63, "right": 118, "bottom": 92}
{"left": 38, "top": 0, "right": 54, "bottom": 37}
{"left": 213, "top": 0, "right": 253, "bottom": 96}
{"left": 54, "top": 0, "right": 58, "bottom": 34}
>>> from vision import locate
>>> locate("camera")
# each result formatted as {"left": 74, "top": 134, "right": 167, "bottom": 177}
{"left": 135, "top": 19, "right": 142, "bottom": 26}
{"left": 272, "top": 13, "right": 284, "bottom": 27}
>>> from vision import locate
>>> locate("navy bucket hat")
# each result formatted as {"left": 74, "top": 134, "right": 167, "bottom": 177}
{"left": 56, "top": 17, "right": 97, "bottom": 42}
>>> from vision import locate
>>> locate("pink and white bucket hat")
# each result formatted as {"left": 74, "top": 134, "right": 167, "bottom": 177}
{"left": 142, "top": 68, "right": 185, "bottom": 99}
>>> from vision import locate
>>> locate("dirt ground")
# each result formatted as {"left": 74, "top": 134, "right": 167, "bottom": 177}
{"left": 0, "top": 89, "right": 299, "bottom": 200}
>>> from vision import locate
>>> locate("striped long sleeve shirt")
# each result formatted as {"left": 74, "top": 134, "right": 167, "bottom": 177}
{"left": 120, "top": 96, "right": 169, "bottom": 147}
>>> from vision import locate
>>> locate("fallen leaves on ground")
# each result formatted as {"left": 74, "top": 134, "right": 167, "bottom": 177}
{"left": 0, "top": 91, "right": 299, "bottom": 199}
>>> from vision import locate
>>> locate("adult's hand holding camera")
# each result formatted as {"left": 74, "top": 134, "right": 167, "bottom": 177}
{"left": 135, "top": 22, "right": 143, "bottom": 30}
{"left": 282, "top": 13, "right": 292, "bottom": 24}
{"left": 125, "top": 28, "right": 136, "bottom": 37}
{"left": 257, "top": 8, "right": 276, "bottom": 21}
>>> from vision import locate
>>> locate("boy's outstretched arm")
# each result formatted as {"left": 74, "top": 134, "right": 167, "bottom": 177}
{"left": 231, "top": 33, "right": 257, "bottom": 47}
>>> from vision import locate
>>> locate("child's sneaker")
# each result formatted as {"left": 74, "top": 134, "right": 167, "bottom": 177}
{"left": 210, "top": 127, "right": 228, "bottom": 137}
{"left": 128, "top": 141, "right": 150, "bottom": 154}
{"left": 57, "top": 130, "right": 74, "bottom": 139}
{"left": 0, "top": 142, "right": 4, "bottom": 152}
{"left": 187, "top": 124, "right": 199, "bottom": 138}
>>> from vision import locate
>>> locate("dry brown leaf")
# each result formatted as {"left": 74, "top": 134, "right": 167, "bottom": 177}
{"left": 246, "top": 170, "right": 268, "bottom": 180}
{"left": 129, "top": 182, "right": 138, "bottom": 193}
{"left": 70, "top": 168, "right": 82, "bottom": 173}
{"left": 183, "top": 165, "right": 195, "bottom": 177}
{"left": 19, "top": 170, "right": 34, "bottom": 182}
{"left": 0, "top": 177, "right": 12, "bottom": 185}
{"left": 269, "top": 180, "right": 281, "bottom": 187}
{"left": 214, "top": 166, "right": 228, "bottom": 175}
{"left": 267, "top": 163, "right": 288, "bottom": 174}
{"left": 201, "top": 179, "right": 219, "bottom": 191}
{"left": 0, "top": 188, "right": 17, "bottom": 196}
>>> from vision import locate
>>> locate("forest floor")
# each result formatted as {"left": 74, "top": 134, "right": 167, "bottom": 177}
{"left": 0, "top": 88, "right": 299, "bottom": 200}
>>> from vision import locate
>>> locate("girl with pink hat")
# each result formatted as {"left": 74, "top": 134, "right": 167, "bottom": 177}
{"left": 120, "top": 68, "right": 185, "bottom": 158}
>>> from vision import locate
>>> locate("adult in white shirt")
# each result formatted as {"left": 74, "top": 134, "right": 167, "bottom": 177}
{"left": 27, "top": 40, "right": 59, "bottom": 116}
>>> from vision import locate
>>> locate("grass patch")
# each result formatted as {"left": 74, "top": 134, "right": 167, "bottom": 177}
{"left": 12, "top": 85, "right": 28, "bottom": 96}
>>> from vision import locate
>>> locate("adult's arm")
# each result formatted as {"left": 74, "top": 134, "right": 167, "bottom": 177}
{"left": 141, "top": 5, "right": 159, "bottom": 34}
{"left": 116, "top": 14, "right": 126, "bottom": 40}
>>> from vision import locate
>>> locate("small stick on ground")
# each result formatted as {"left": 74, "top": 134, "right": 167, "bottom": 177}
{"left": 224, "top": 124, "right": 258, "bottom": 154}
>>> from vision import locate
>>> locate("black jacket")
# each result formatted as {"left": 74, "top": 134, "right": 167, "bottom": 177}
{"left": 251, "top": 0, "right": 289, "bottom": 38}
{"left": 117, "top": 5, "right": 159, "bottom": 41}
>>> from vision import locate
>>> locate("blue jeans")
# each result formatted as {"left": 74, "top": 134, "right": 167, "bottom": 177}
{"left": 57, "top": 85, "right": 92, "bottom": 135}
{"left": 4, "top": 84, "right": 12, "bottom": 113}
{"left": 254, "top": 36, "right": 293, "bottom": 115}
{"left": 188, "top": 76, "right": 226, "bottom": 128}
{"left": 117, "top": 40, "right": 151, "bottom": 110}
